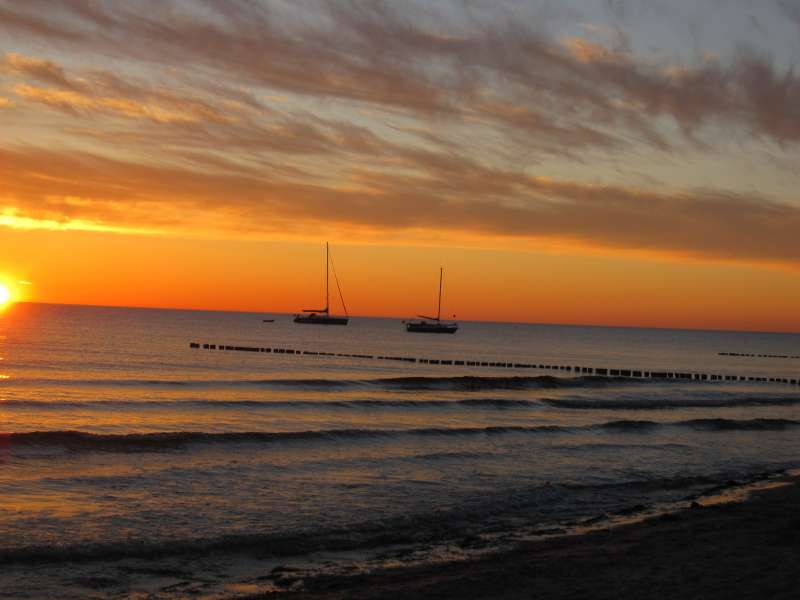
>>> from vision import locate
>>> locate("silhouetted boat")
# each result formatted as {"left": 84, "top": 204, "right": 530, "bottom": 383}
{"left": 262, "top": 319, "right": 275, "bottom": 323}
{"left": 406, "top": 267, "right": 458, "bottom": 334}
{"left": 294, "top": 242, "right": 349, "bottom": 325}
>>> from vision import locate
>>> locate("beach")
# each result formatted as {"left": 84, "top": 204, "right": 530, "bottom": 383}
{"left": 277, "top": 475, "right": 800, "bottom": 600}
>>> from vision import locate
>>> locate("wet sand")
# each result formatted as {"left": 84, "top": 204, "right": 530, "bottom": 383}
{"left": 270, "top": 476, "right": 800, "bottom": 600}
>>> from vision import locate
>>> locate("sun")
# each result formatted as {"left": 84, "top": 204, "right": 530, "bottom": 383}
{"left": 0, "top": 284, "right": 11, "bottom": 307}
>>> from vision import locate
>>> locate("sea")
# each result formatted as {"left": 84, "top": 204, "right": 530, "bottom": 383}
{"left": 1, "top": 303, "right": 799, "bottom": 596}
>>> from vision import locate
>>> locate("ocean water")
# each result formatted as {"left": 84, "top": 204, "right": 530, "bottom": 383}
{"left": 1, "top": 303, "right": 799, "bottom": 581}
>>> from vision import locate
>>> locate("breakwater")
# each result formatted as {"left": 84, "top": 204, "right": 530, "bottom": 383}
{"left": 190, "top": 343, "right": 799, "bottom": 385}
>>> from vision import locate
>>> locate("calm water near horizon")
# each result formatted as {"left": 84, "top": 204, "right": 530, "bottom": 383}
{"left": 1, "top": 303, "right": 799, "bottom": 590}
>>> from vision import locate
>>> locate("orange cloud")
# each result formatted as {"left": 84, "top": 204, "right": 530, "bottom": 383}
{"left": 2, "top": 145, "right": 800, "bottom": 269}
{"left": 13, "top": 83, "right": 233, "bottom": 124}
{"left": 562, "top": 37, "right": 628, "bottom": 65}
{"left": 3, "top": 51, "right": 243, "bottom": 126}
{"left": 0, "top": 208, "right": 157, "bottom": 235}
{"left": 1, "top": 52, "right": 73, "bottom": 87}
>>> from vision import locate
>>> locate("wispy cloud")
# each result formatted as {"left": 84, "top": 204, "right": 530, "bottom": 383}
{"left": 2, "top": 53, "right": 242, "bottom": 124}
{"left": 12, "top": 82, "right": 236, "bottom": 124}
{"left": 3, "top": 2, "right": 799, "bottom": 145}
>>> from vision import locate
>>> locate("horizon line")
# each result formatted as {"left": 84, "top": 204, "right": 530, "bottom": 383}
{"left": 8, "top": 300, "right": 800, "bottom": 337}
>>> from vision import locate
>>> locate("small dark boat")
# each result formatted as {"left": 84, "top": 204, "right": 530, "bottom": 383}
{"left": 406, "top": 267, "right": 458, "bottom": 334}
{"left": 406, "top": 320, "right": 458, "bottom": 334}
{"left": 262, "top": 319, "right": 275, "bottom": 323}
{"left": 294, "top": 242, "right": 349, "bottom": 326}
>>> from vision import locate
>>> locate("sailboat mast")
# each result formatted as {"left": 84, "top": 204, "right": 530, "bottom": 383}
{"left": 437, "top": 267, "right": 443, "bottom": 321}
{"left": 325, "top": 242, "right": 330, "bottom": 315}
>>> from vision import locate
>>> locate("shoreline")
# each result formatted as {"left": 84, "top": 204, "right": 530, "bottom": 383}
{"left": 0, "top": 471, "right": 797, "bottom": 598}
{"left": 264, "top": 473, "right": 800, "bottom": 599}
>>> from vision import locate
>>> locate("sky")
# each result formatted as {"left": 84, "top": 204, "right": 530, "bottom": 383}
{"left": 1, "top": 0, "right": 800, "bottom": 331}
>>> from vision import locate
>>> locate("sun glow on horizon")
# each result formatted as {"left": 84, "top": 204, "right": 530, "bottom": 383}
{"left": 0, "top": 284, "right": 12, "bottom": 308}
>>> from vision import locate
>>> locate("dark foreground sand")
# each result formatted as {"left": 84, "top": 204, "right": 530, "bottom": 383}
{"left": 264, "top": 477, "right": 800, "bottom": 600}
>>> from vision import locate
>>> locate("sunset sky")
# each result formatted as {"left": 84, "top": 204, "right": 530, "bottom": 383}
{"left": 1, "top": 0, "right": 800, "bottom": 331}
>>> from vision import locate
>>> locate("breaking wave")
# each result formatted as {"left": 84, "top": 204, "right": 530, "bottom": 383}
{"left": 3, "top": 418, "right": 798, "bottom": 452}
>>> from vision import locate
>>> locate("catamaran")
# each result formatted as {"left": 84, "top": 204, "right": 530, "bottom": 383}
{"left": 406, "top": 267, "right": 458, "bottom": 334}
{"left": 294, "top": 242, "right": 349, "bottom": 325}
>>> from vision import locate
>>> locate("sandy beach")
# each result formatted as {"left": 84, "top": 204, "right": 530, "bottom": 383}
{"left": 269, "top": 475, "right": 800, "bottom": 600}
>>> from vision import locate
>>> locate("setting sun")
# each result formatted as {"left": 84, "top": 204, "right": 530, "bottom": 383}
{"left": 0, "top": 284, "right": 11, "bottom": 307}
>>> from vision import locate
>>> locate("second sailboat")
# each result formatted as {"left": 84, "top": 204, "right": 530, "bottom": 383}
{"left": 406, "top": 267, "right": 458, "bottom": 334}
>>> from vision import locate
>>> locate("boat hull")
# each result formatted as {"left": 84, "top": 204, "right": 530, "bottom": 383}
{"left": 294, "top": 315, "right": 349, "bottom": 325}
{"left": 406, "top": 321, "right": 458, "bottom": 334}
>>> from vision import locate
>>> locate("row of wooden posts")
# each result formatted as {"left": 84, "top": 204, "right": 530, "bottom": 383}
{"left": 190, "top": 342, "right": 800, "bottom": 385}
{"left": 718, "top": 352, "right": 800, "bottom": 360}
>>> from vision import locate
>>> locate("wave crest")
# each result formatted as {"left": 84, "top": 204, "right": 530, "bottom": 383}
{"left": 3, "top": 418, "right": 797, "bottom": 453}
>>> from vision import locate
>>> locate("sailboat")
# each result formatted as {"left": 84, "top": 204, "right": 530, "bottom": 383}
{"left": 406, "top": 267, "right": 458, "bottom": 334}
{"left": 294, "top": 242, "right": 349, "bottom": 325}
